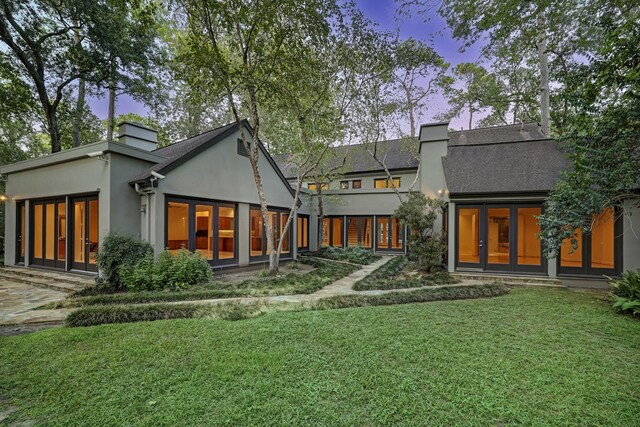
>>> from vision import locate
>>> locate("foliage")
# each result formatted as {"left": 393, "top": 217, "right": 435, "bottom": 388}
{"left": 120, "top": 249, "right": 212, "bottom": 292}
{"left": 538, "top": 8, "right": 640, "bottom": 256}
{"left": 309, "top": 246, "right": 381, "bottom": 265}
{"left": 353, "top": 256, "right": 460, "bottom": 291}
{"left": 94, "top": 233, "right": 153, "bottom": 291}
{"left": 393, "top": 192, "right": 446, "bottom": 272}
{"left": 65, "top": 303, "right": 204, "bottom": 327}
{"left": 49, "top": 257, "right": 357, "bottom": 308}
{"left": 610, "top": 269, "right": 640, "bottom": 317}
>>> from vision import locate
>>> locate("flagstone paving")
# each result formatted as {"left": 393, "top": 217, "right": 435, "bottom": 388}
{"left": 0, "top": 280, "right": 71, "bottom": 325}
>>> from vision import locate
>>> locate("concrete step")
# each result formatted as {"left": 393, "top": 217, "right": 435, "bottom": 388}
{"left": 1, "top": 267, "right": 95, "bottom": 287}
{"left": 451, "top": 272, "right": 564, "bottom": 287}
{"left": 0, "top": 271, "right": 84, "bottom": 294}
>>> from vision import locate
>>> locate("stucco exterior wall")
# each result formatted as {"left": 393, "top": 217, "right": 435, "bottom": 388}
{"left": 623, "top": 199, "right": 640, "bottom": 272}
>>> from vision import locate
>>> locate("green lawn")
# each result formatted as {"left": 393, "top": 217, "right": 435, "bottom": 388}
{"left": 1, "top": 287, "right": 639, "bottom": 426}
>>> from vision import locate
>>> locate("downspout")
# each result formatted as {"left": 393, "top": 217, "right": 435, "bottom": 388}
{"left": 134, "top": 182, "right": 154, "bottom": 244}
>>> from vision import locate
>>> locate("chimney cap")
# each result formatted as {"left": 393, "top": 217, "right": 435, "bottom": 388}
{"left": 419, "top": 121, "right": 449, "bottom": 143}
{"left": 117, "top": 120, "right": 158, "bottom": 133}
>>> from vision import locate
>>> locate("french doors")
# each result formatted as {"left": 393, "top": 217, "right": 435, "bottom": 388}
{"left": 30, "top": 199, "right": 67, "bottom": 269}
{"left": 16, "top": 201, "right": 25, "bottom": 264}
{"left": 375, "top": 216, "right": 405, "bottom": 251}
{"left": 70, "top": 196, "right": 99, "bottom": 272}
{"left": 456, "top": 204, "right": 545, "bottom": 273}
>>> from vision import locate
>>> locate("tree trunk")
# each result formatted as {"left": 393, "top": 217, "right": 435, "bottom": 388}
{"left": 106, "top": 59, "right": 116, "bottom": 142}
{"left": 537, "top": 11, "right": 551, "bottom": 137}
{"left": 73, "top": 77, "right": 86, "bottom": 147}
{"left": 46, "top": 104, "right": 62, "bottom": 153}
{"left": 316, "top": 177, "right": 325, "bottom": 247}
{"left": 468, "top": 105, "right": 473, "bottom": 130}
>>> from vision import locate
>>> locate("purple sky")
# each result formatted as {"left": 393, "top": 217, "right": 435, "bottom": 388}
{"left": 88, "top": 0, "right": 483, "bottom": 134}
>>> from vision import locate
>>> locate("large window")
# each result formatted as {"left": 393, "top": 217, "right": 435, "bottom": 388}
{"left": 457, "top": 207, "right": 480, "bottom": 264}
{"left": 321, "top": 216, "right": 343, "bottom": 247}
{"left": 376, "top": 216, "right": 405, "bottom": 251}
{"left": 166, "top": 198, "right": 237, "bottom": 265}
{"left": 517, "top": 207, "right": 541, "bottom": 266}
{"left": 249, "top": 207, "right": 292, "bottom": 260}
{"left": 297, "top": 215, "right": 309, "bottom": 250}
{"left": 347, "top": 216, "right": 373, "bottom": 248}
{"left": 559, "top": 208, "right": 618, "bottom": 275}
{"left": 31, "top": 199, "right": 66, "bottom": 269}
{"left": 374, "top": 177, "right": 401, "bottom": 189}
{"left": 308, "top": 183, "right": 329, "bottom": 191}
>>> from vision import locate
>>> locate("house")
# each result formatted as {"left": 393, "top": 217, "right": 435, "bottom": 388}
{"left": 1, "top": 120, "right": 639, "bottom": 281}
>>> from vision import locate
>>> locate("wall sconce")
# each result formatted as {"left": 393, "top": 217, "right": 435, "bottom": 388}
{"left": 0, "top": 195, "right": 7, "bottom": 201}
{"left": 437, "top": 188, "right": 449, "bottom": 198}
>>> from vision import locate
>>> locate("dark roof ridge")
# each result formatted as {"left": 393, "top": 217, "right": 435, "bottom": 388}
{"left": 153, "top": 121, "right": 238, "bottom": 153}
{"left": 449, "top": 137, "right": 557, "bottom": 148}
{"left": 449, "top": 122, "right": 541, "bottom": 134}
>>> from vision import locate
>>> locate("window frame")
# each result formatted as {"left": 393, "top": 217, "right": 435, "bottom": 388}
{"left": 297, "top": 214, "right": 310, "bottom": 251}
{"left": 165, "top": 196, "right": 239, "bottom": 267}
{"left": 352, "top": 180, "right": 362, "bottom": 189}
{"left": 339, "top": 181, "right": 349, "bottom": 190}
{"left": 248, "top": 206, "right": 293, "bottom": 261}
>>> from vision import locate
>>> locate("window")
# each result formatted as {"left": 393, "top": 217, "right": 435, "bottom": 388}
{"left": 347, "top": 216, "right": 372, "bottom": 248}
{"left": 237, "top": 139, "right": 250, "bottom": 157}
{"left": 249, "top": 207, "right": 292, "bottom": 259}
{"left": 458, "top": 207, "right": 480, "bottom": 264}
{"left": 321, "top": 216, "right": 343, "bottom": 247}
{"left": 340, "top": 181, "right": 349, "bottom": 189}
{"left": 297, "top": 215, "right": 309, "bottom": 250}
{"left": 352, "top": 180, "right": 361, "bottom": 189}
{"left": 374, "top": 177, "right": 401, "bottom": 189}
{"left": 308, "top": 183, "right": 329, "bottom": 191}
{"left": 167, "top": 198, "right": 237, "bottom": 265}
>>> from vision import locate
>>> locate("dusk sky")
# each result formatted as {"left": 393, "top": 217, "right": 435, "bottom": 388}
{"left": 88, "top": 0, "right": 485, "bottom": 135}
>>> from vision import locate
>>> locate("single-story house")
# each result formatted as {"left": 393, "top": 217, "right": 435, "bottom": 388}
{"left": 1, "top": 120, "right": 638, "bottom": 280}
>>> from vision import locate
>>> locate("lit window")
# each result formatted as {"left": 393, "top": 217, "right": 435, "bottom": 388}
{"left": 352, "top": 180, "right": 361, "bottom": 189}
{"left": 308, "top": 183, "right": 328, "bottom": 191}
{"left": 340, "top": 181, "right": 349, "bottom": 189}
{"left": 374, "top": 178, "right": 401, "bottom": 189}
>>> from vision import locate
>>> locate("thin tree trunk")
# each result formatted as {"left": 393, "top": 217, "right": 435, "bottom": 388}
{"left": 468, "top": 105, "right": 473, "bottom": 130}
{"left": 106, "top": 59, "right": 116, "bottom": 142}
{"left": 316, "top": 178, "right": 325, "bottom": 247}
{"left": 537, "top": 11, "right": 551, "bottom": 137}
{"left": 73, "top": 78, "right": 85, "bottom": 147}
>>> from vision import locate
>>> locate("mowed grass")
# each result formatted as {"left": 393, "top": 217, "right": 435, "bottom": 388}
{"left": 1, "top": 287, "right": 639, "bottom": 426}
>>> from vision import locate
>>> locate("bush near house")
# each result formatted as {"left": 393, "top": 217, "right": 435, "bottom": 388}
{"left": 610, "top": 269, "right": 640, "bottom": 317}
{"left": 307, "top": 246, "right": 381, "bottom": 265}
{"left": 393, "top": 192, "right": 446, "bottom": 272}
{"left": 94, "top": 233, "right": 154, "bottom": 291}
{"left": 120, "top": 249, "right": 213, "bottom": 292}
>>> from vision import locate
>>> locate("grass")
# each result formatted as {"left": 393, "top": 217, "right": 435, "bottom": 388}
{"left": 1, "top": 288, "right": 639, "bottom": 425}
{"left": 353, "top": 255, "right": 459, "bottom": 290}
{"left": 65, "top": 283, "right": 507, "bottom": 327}
{"left": 43, "top": 257, "right": 359, "bottom": 309}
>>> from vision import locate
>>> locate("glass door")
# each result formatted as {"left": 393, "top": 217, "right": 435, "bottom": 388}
{"left": 456, "top": 206, "right": 483, "bottom": 268}
{"left": 71, "top": 196, "right": 99, "bottom": 272}
{"left": 485, "top": 206, "right": 512, "bottom": 271}
{"left": 16, "top": 202, "right": 25, "bottom": 264}
{"left": 375, "top": 216, "right": 405, "bottom": 251}
{"left": 30, "top": 199, "right": 66, "bottom": 268}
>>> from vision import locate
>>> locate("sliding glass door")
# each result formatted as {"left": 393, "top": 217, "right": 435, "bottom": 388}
{"left": 248, "top": 206, "right": 292, "bottom": 261}
{"left": 16, "top": 201, "right": 25, "bottom": 264}
{"left": 166, "top": 197, "right": 237, "bottom": 266}
{"left": 321, "top": 217, "right": 343, "bottom": 248}
{"left": 346, "top": 216, "right": 373, "bottom": 248}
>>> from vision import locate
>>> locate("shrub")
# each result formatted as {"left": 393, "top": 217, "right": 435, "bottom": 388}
{"left": 65, "top": 303, "right": 204, "bottom": 327}
{"left": 393, "top": 192, "right": 446, "bottom": 272}
{"left": 610, "top": 269, "right": 640, "bottom": 317}
{"left": 309, "top": 246, "right": 381, "bottom": 265}
{"left": 94, "top": 233, "right": 153, "bottom": 290}
{"left": 120, "top": 249, "right": 213, "bottom": 292}
{"left": 315, "top": 283, "right": 509, "bottom": 310}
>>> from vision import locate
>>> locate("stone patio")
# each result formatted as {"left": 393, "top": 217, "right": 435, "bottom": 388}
{"left": 0, "top": 279, "right": 71, "bottom": 325}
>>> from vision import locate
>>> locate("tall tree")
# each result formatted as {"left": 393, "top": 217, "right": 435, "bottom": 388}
{"left": 538, "top": 4, "right": 640, "bottom": 256}
{"left": 176, "top": 0, "right": 339, "bottom": 273}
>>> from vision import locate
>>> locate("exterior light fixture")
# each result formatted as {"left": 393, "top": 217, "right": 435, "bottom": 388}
{"left": 0, "top": 195, "right": 7, "bottom": 201}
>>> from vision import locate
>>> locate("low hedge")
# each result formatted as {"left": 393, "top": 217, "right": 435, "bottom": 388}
{"left": 307, "top": 246, "right": 381, "bottom": 265}
{"left": 353, "top": 256, "right": 458, "bottom": 290}
{"left": 315, "top": 283, "right": 509, "bottom": 310}
{"left": 65, "top": 304, "right": 205, "bottom": 327}
{"left": 52, "top": 257, "right": 358, "bottom": 308}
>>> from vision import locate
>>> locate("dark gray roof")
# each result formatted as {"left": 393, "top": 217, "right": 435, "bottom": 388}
{"left": 443, "top": 138, "right": 568, "bottom": 195}
{"left": 273, "top": 138, "right": 420, "bottom": 179}
{"left": 449, "top": 122, "right": 545, "bottom": 146}
{"left": 129, "top": 122, "right": 236, "bottom": 183}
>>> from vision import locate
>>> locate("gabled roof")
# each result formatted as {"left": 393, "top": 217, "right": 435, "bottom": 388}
{"left": 273, "top": 138, "right": 420, "bottom": 179}
{"left": 129, "top": 121, "right": 296, "bottom": 198}
{"left": 129, "top": 122, "right": 237, "bottom": 183}
{"left": 448, "top": 122, "right": 545, "bottom": 146}
{"left": 443, "top": 138, "right": 567, "bottom": 195}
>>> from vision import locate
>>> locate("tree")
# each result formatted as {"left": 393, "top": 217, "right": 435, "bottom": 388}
{"left": 398, "top": 0, "right": 603, "bottom": 136}
{"left": 393, "top": 192, "right": 446, "bottom": 272}
{"left": 438, "top": 62, "right": 504, "bottom": 129}
{"left": 176, "top": 0, "right": 340, "bottom": 273}
{"left": 538, "top": 5, "right": 640, "bottom": 257}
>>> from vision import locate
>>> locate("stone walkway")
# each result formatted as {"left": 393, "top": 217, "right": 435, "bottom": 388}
{"left": 0, "top": 280, "right": 71, "bottom": 325}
